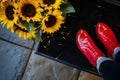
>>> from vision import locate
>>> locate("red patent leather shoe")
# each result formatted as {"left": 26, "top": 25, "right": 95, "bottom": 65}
{"left": 76, "top": 29, "right": 105, "bottom": 67}
{"left": 96, "top": 22, "right": 120, "bottom": 59}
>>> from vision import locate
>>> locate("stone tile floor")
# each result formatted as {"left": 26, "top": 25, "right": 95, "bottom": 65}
{"left": 0, "top": 25, "right": 103, "bottom": 80}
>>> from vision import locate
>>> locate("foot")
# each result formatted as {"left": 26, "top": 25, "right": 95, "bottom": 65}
{"left": 96, "top": 22, "right": 120, "bottom": 59}
{"left": 76, "top": 29, "right": 105, "bottom": 67}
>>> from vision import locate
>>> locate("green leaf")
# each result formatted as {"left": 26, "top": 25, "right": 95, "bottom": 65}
{"left": 29, "top": 22, "right": 35, "bottom": 32}
{"left": 61, "top": 1, "right": 75, "bottom": 14}
{"left": 21, "top": 21, "right": 29, "bottom": 29}
{"left": 21, "top": 20, "right": 35, "bottom": 32}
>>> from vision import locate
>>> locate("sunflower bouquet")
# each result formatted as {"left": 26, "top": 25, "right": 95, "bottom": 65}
{"left": 0, "top": 0, "right": 75, "bottom": 40}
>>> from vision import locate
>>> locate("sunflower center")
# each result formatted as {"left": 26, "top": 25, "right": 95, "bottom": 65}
{"left": 22, "top": 4, "right": 36, "bottom": 17}
{"left": 5, "top": 5, "right": 14, "bottom": 20}
{"left": 43, "top": 0, "right": 55, "bottom": 5}
{"left": 45, "top": 15, "right": 57, "bottom": 27}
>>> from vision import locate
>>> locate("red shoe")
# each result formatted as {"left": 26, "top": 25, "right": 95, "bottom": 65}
{"left": 76, "top": 29, "right": 105, "bottom": 67}
{"left": 96, "top": 22, "right": 120, "bottom": 59}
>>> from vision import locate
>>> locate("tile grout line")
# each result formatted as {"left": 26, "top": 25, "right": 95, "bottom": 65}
{"left": 20, "top": 41, "right": 36, "bottom": 80}
{"left": 76, "top": 70, "right": 81, "bottom": 80}
{"left": 0, "top": 37, "right": 31, "bottom": 50}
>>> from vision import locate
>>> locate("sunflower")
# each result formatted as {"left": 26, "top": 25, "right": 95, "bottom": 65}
{"left": 39, "top": 0, "right": 63, "bottom": 9}
{"left": 0, "top": 1, "right": 18, "bottom": 29}
{"left": 11, "top": 22, "right": 36, "bottom": 39}
{"left": 18, "top": 0, "right": 43, "bottom": 22}
{"left": 41, "top": 10, "right": 64, "bottom": 34}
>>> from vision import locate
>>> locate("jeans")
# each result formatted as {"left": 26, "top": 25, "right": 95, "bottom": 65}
{"left": 98, "top": 53, "right": 120, "bottom": 80}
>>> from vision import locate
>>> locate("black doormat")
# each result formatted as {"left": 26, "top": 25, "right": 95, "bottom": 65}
{"left": 36, "top": 0, "right": 120, "bottom": 76}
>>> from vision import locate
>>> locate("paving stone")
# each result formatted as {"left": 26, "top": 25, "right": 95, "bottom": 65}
{"left": 78, "top": 71, "right": 103, "bottom": 80}
{"left": 22, "top": 51, "right": 79, "bottom": 80}
{"left": 53, "top": 62, "right": 80, "bottom": 80}
{"left": 0, "top": 25, "right": 34, "bottom": 49}
{"left": 0, "top": 40, "right": 31, "bottom": 80}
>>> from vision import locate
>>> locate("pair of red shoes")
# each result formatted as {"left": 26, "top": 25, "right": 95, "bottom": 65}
{"left": 76, "top": 22, "right": 120, "bottom": 67}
